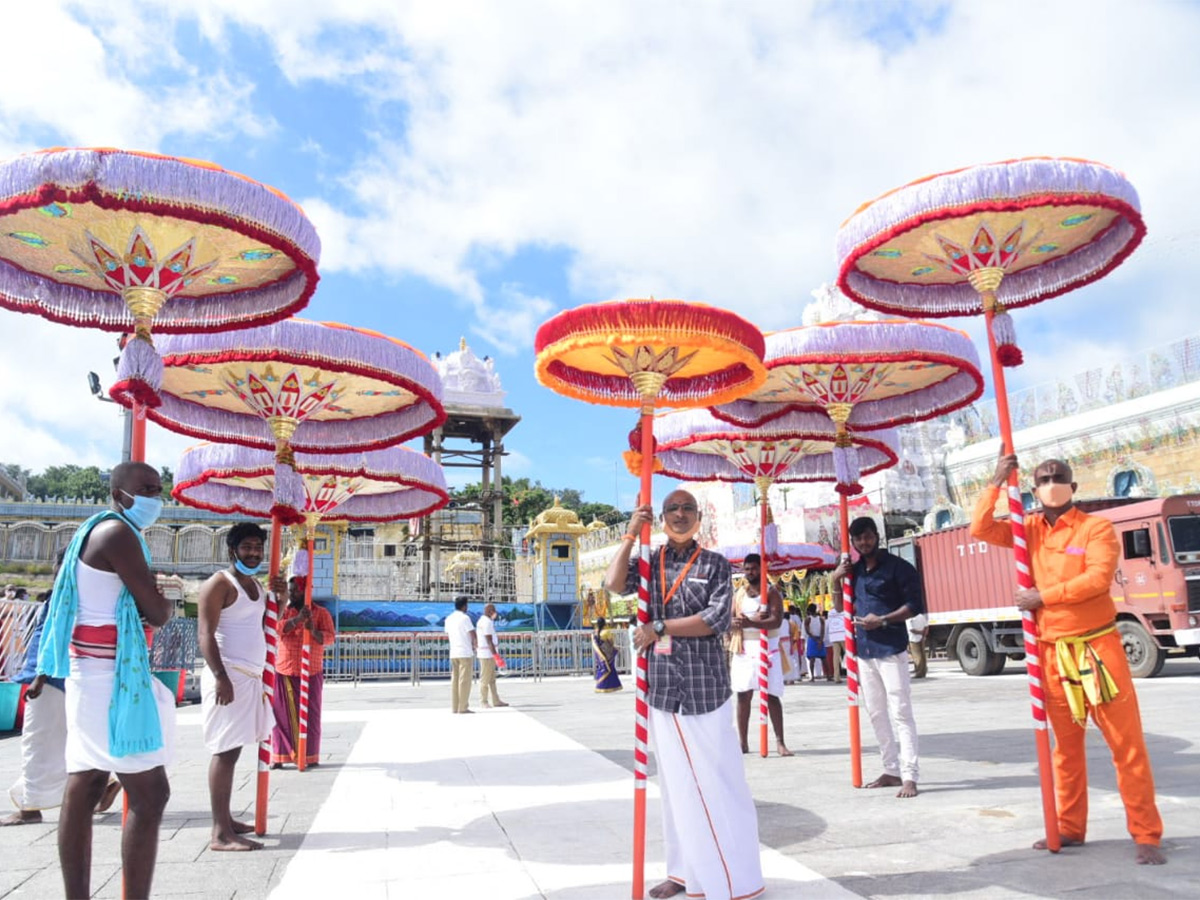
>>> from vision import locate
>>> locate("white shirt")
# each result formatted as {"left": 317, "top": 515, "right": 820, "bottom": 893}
{"left": 476, "top": 614, "right": 497, "bottom": 659}
{"left": 445, "top": 609, "right": 475, "bottom": 658}
{"left": 907, "top": 613, "right": 928, "bottom": 643}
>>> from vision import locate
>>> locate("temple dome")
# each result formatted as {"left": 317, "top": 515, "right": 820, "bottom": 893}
{"left": 526, "top": 496, "right": 588, "bottom": 538}
{"left": 432, "top": 337, "right": 506, "bottom": 407}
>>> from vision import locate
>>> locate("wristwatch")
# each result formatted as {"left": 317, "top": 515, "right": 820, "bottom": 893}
{"left": 652, "top": 619, "right": 667, "bottom": 637}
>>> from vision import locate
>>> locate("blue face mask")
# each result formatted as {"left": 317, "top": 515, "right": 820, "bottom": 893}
{"left": 119, "top": 490, "right": 163, "bottom": 529}
{"left": 234, "top": 558, "right": 263, "bottom": 577}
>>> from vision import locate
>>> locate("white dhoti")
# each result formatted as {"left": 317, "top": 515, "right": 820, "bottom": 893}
{"left": 201, "top": 665, "right": 271, "bottom": 754}
{"left": 649, "top": 699, "right": 764, "bottom": 900}
{"left": 9, "top": 684, "right": 67, "bottom": 810}
{"left": 65, "top": 657, "right": 176, "bottom": 774}
{"left": 728, "top": 637, "right": 783, "bottom": 698}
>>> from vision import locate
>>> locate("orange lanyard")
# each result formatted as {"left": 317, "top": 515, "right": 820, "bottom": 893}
{"left": 659, "top": 545, "right": 703, "bottom": 612}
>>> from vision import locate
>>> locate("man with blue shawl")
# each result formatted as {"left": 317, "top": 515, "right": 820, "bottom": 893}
{"left": 37, "top": 461, "right": 176, "bottom": 899}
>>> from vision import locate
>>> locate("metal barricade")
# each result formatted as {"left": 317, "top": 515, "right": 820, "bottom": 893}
{"left": 149, "top": 617, "right": 198, "bottom": 677}
{"left": 0, "top": 598, "right": 39, "bottom": 680}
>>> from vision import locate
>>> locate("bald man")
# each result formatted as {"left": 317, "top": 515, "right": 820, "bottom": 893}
{"left": 606, "top": 490, "right": 763, "bottom": 900}
{"left": 476, "top": 603, "right": 508, "bottom": 708}
{"left": 38, "top": 461, "right": 176, "bottom": 898}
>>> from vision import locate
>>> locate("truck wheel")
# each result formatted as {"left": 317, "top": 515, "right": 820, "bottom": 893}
{"left": 986, "top": 652, "right": 1007, "bottom": 675}
{"left": 956, "top": 627, "right": 996, "bottom": 677}
{"left": 1117, "top": 619, "right": 1165, "bottom": 679}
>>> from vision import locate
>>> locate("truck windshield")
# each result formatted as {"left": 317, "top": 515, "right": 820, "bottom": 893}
{"left": 1168, "top": 516, "right": 1200, "bottom": 559}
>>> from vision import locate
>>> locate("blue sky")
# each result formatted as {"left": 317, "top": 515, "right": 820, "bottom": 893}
{"left": 2, "top": 1, "right": 1199, "bottom": 512}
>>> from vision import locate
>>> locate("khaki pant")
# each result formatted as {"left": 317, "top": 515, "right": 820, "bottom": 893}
{"left": 908, "top": 638, "right": 927, "bottom": 679}
{"left": 478, "top": 658, "right": 502, "bottom": 706}
{"left": 450, "top": 657, "right": 473, "bottom": 713}
{"left": 828, "top": 641, "right": 844, "bottom": 683}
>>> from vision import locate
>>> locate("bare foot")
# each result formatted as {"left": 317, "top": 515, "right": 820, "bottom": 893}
{"left": 210, "top": 833, "right": 263, "bottom": 851}
{"left": 461, "top": 709, "right": 474, "bottom": 714}
{"left": 648, "top": 880, "right": 685, "bottom": 899}
{"left": 495, "top": 701, "right": 510, "bottom": 707}
{"left": 1033, "top": 836, "right": 1083, "bottom": 851}
{"left": 232, "top": 820, "right": 255, "bottom": 834}
{"left": 95, "top": 779, "right": 122, "bottom": 813}
{"left": 863, "top": 774, "right": 903, "bottom": 789}
{"left": 778, "top": 744, "right": 795, "bottom": 758}
{"left": 0, "top": 810, "right": 42, "bottom": 826}
{"left": 740, "top": 743, "right": 749, "bottom": 754}
{"left": 1136, "top": 843, "right": 1166, "bottom": 865}
{"left": 897, "top": 780, "right": 918, "bottom": 798}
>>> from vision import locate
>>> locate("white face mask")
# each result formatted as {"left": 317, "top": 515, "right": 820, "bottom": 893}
{"left": 1036, "top": 482, "right": 1074, "bottom": 508}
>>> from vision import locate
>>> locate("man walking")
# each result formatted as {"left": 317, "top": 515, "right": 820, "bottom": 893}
{"left": 37, "top": 461, "right": 176, "bottom": 899}
{"left": 476, "top": 603, "right": 508, "bottom": 708}
{"left": 832, "top": 515, "right": 921, "bottom": 799}
{"left": 445, "top": 596, "right": 475, "bottom": 714}
{"left": 198, "top": 523, "right": 283, "bottom": 851}
{"left": 972, "top": 455, "right": 1165, "bottom": 865}
{"left": 606, "top": 489, "right": 763, "bottom": 900}
{"left": 730, "top": 553, "right": 792, "bottom": 756}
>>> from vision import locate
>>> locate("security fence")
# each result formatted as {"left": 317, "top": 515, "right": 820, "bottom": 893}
{"left": 323, "top": 628, "right": 636, "bottom": 685}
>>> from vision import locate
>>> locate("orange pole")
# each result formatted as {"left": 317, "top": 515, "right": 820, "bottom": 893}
{"left": 631, "top": 403, "right": 655, "bottom": 900}
{"left": 757, "top": 494, "right": 769, "bottom": 758}
{"left": 984, "top": 304, "right": 1060, "bottom": 853}
{"left": 130, "top": 401, "right": 147, "bottom": 463}
{"left": 840, "top": 493, "right": 863, "bottom": 787}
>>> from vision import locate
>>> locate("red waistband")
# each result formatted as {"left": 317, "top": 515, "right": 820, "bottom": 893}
{"left": 70, "top": 623, "right": 154, "bottom": 659}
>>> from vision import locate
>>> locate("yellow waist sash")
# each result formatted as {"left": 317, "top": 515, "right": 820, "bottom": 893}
{"left": 1053, "top": 624, "right": 1119, "bottom": 726}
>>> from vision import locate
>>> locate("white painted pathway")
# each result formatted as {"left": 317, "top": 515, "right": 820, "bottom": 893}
{"left": 264, "top": 707, "right": 857, "bottom": 899}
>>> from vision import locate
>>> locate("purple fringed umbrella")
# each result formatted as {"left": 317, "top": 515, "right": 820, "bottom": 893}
{"left": 719, "top": 522, "right": 838, "bottom": 576}
{"left": 0, "top": 147, "right": 320, "bottom": 410}
{"left": 834, "top": 156, "right": 1145, "bottom": 849}
{"left": 654, "top": 406, "right": 897, "bottom": 759}
{"left": 114, "top": 318, "right": 446, "bottom": 524}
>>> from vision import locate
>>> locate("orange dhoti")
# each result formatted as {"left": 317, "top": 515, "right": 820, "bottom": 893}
{"left": 1041, "top": 629, "right": 1162, "bottom": 846}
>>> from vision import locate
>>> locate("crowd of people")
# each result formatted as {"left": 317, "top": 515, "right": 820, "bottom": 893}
{"left": 1, "top": 455, "right": 1169, "bottom": 898}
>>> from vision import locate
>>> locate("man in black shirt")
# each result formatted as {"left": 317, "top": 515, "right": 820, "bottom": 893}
{"left": 832, "top": 515, "right": 922, "bottom": 798}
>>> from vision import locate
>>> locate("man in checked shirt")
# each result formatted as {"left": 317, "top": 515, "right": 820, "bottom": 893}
{"left": 606, "top": 489, "right": 764, "bottom": 900}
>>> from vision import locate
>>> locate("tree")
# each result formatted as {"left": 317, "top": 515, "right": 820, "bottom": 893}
{"left": 451, "top": 476, "right": 625, "bottom": 527}
{"left": 26, "top": 465, "right": 108, "bottom": 501}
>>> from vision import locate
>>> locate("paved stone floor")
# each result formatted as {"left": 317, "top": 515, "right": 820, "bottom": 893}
{"left": 2, "top": 657, "right": 1197, "bottom": 898}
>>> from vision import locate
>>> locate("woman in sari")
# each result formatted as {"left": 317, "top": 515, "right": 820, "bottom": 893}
{"left": 592, "top": 617, "right": 622, "bottom": 693}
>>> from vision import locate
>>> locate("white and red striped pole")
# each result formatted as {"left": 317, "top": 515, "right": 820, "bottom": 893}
{"left": 297, "top": 547, "right": 314, "bottom": 773}
{"left": 839, "top": 493, "right": 863, "bottom": 788}
{"left": 755, "top": 482, "right": 771, "bottom": 758}
{"left": 254, "top": 518, "right": 282, "bottom": 835}
{"left": 631, "top": 395, "right": 656, "bottom": 900}
{"left": 982, "top": 283, "right": 1060, "bottom": 852}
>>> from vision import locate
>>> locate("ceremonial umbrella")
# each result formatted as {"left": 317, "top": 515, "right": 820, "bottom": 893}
{"left": 534, "top": 299, "right": 765, "bottom": 900}
{"left": 0, "top": 147, "right": 320, "bottom": 461}
{"left": 655, "top": 406, "right": 897, "bottom": 759}
{"left": 142, "top": 318, "right": 444, "bottom": 831}
{"left": 718, "top": 522, "right": 838, "bottom": 576}
{"left": 836, "top": 156, "right": 1145, "bottom": 848}
{"left": 173, "top": 443, "right": 448, "bottom": 802}
{"left": 711, "top": 319, "right": 983, "bottom": 785}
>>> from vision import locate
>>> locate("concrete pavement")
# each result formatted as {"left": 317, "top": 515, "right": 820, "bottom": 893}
{"left": 2, "top": 657, "right": 1197, "bottom": 898}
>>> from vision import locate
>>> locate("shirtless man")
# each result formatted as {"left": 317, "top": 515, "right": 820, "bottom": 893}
{"left": 198, "top": 523, "right": 285, "bottom": 851}
{"left": 39, "top": 461, "right": 175, "bottom": 899}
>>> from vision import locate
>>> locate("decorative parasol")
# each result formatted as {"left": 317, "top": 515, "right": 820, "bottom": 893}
{"left": 534, "top": 298, "right": 765, "bottom": 900}
{"left": 174, "top": 442, "right": 448, "bottom": 783}
{"left": 710, "top": 318, "right": 983, "bottom": 785}
{"left": 118, "top": 318, "right": 446, "bottom": 524}
{"left": 0, "top": 147, "right": 320, "bottom": 460}
{"left": 655, "top": 405, "right": 897, "bottom": 758}
{"left": 719, "top": 522, "right": 838, "bottom": 576}
{"left": 836, "top": 157, "right": 1145, "bottom": 848}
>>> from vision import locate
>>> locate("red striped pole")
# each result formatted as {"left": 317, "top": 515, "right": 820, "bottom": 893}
{"left": 631, "top": 397, "right": 655, "bottom": 900}
{"left": 254, "top": 518, "right": 283, "bottom": 835}
{"left": 983, "top": 292, "right": 1060, "bottom": 852}
{"left": 297, "top": 555, "right": 314, "bottom": 773}
{"left": 839, "top": 492, "right": 863, "bottom": 787}
{"left": 756, "top": 486, "right": 770, "bottom": 758}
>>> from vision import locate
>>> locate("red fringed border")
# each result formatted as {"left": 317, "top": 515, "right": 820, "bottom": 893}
{"left": 107, "top": 377, "right": 163, "bottom": 409}
{"left": 836, "top": 482, "right": 864, "bottom": 496}
{"left": 0, "top": 182, "right": 319, "bottom": 334}
{"left": 270, "top": 503, "right": 307, "bottom": 527}
{"left": 836, "top": 192, "right": 1146, "bottom": 318}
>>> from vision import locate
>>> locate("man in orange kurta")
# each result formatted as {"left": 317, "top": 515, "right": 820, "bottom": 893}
{"left": 971, "top": 455, "right": 1165, "bottom": 865}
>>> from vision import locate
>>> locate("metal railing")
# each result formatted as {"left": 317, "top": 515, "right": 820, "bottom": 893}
{"left": 324, "top": 629, "right": 637, "bottom": 685}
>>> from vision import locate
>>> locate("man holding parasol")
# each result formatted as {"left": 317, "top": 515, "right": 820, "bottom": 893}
{"left": 606, "top": 489, "right": 763, "bottom": 900}
{"left": 973, "top": 454, "right": 1165, "bottom": 866}
{"left": 731, "top": 553, "right": 792, "bottom": 757}
{"left": 832, "top": 515, "right": 922, "bottom": 799}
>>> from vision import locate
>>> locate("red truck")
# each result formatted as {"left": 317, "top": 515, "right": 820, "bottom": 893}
{"left": 888, "top": 494, "right": 1200, "bottom": 678}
